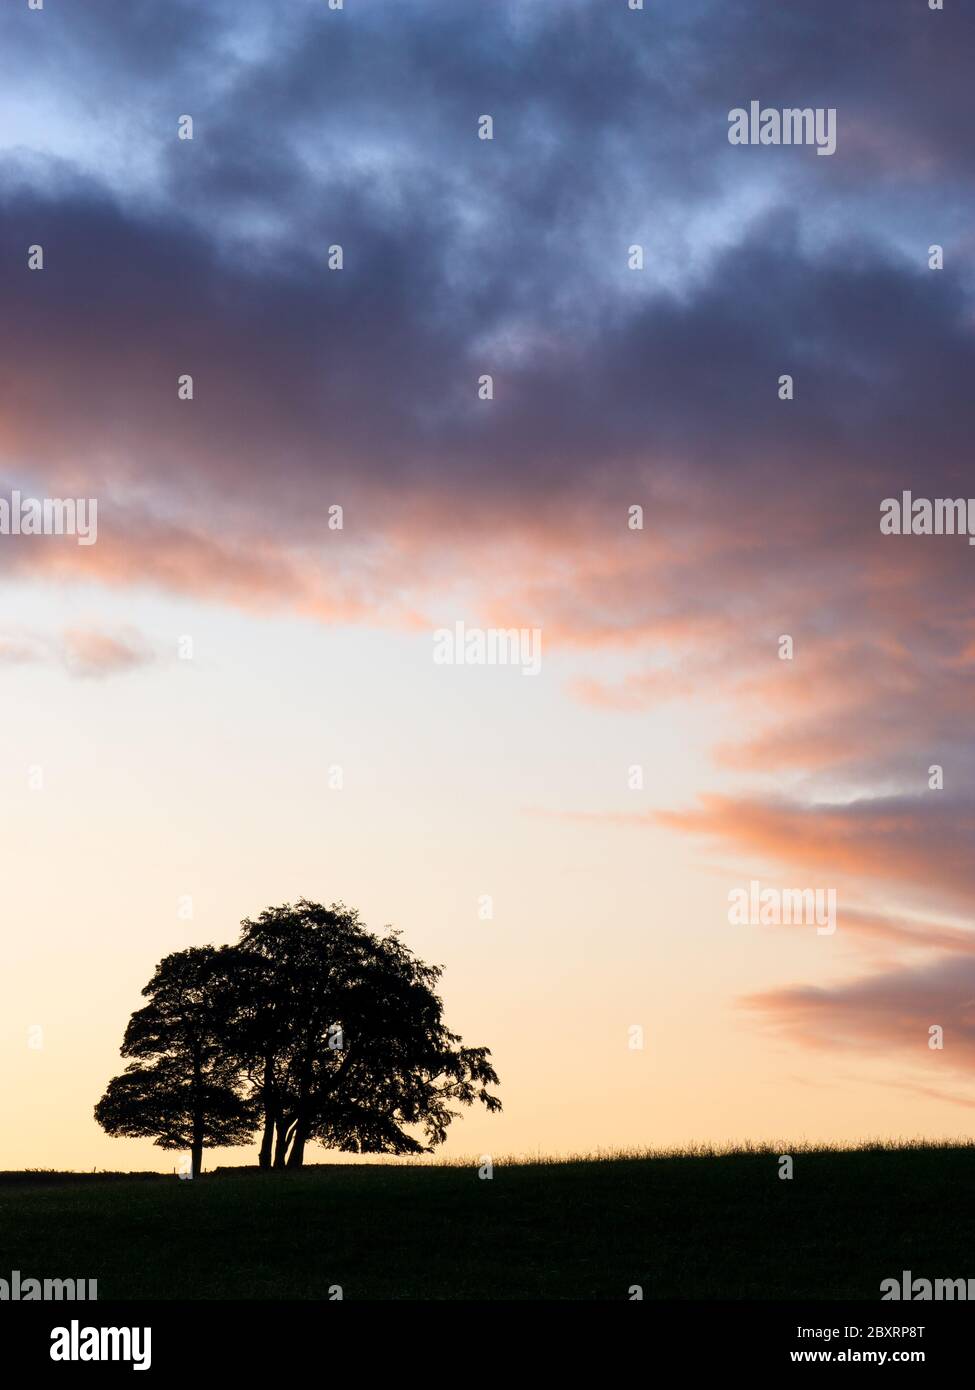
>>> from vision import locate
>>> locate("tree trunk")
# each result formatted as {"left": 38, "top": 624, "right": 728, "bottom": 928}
{"left": 191, "top": 1049, "right": 204, "bottom": 1178}
{"left": 191, "top": 1124, "right": 204, "bottom": 1180}
{"left": 273, "top": 1116, "right": 291, "bottom": 1169}
{"left": 259, "top": 1112, "right": 274, "bottom": 1170}
{"left": 259, "top": 1061, "right": 277, "bottom": 1170}
{"left": 286, "top": 1098, "right": 309, "bottom": 1169}
{"left": 286, "top": 1118, "right": 307, "bottom": 1169}
{"left": 286, "top": 1046, "right": 315, "bottom": 1170}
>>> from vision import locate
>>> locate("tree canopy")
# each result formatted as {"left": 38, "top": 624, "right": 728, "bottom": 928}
{"left": 94, "top": 946, "right": 256, "bottom": 1178}
{"left": 95, "top": 901, "right": 501, "bottom": 1173}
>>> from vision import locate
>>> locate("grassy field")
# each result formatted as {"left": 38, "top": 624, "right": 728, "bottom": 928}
{"left": 2, "top": 1141, "right": 973, "bottom": 1300}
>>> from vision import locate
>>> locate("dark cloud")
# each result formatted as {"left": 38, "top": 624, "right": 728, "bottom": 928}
{"left": 2, "top": 0, "right": 973, "bottom": 532}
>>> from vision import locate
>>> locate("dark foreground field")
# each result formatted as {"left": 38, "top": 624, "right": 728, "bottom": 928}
{"left": 3, "top": 1142, "right": 973, "bottom": 1300}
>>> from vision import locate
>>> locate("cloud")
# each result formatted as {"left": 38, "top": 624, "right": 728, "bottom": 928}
{"left": 0, "top": 625, "right": 154, "bottom": 679}
{"left": 656, "top": 793, "right": 975, "bottom": 915}
{"left": 0, "top": 633, "right": 46, "bottom": 666}
{"left": 743, "top": 954, "right": 975, "bottom": 1077}
{"left": 60, "top": 627, "right": 153, "bottom": 679}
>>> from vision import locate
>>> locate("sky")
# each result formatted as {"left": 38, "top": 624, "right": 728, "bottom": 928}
{"left": 2, "top": 0, "right": 974, "bottom": 1172}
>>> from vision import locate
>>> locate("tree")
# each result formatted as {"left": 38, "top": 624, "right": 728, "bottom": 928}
{"left": 94, "top": 946, "right": 255, "bottom": 1176}
{"left": 95, "top": 903, "right": 501, "bottom": 1173}
{"left": 236, "top": 901, "right": 502, "bottom": 1168}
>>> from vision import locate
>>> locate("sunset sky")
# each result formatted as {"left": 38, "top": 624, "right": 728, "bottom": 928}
{"left": 2, "top": 0, "right": 974, "bottom": 1172}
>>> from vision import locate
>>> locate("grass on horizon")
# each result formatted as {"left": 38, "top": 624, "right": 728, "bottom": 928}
{"left": 6, "top": 1133, "right": 971, "bottom": 1179}
{"left": 2, "top": 1139, "right": 973, "bottom": 1299}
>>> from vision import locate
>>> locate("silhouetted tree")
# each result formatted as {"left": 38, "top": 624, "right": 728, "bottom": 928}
{"left": 236, "top": 901, "right": 502, "bottom": 1168}
{"left": 95, "top": 904, "right": 500, "bottom": 1173}
{"left": 94, "top": 946, "right": 255, "bottom": 1176}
